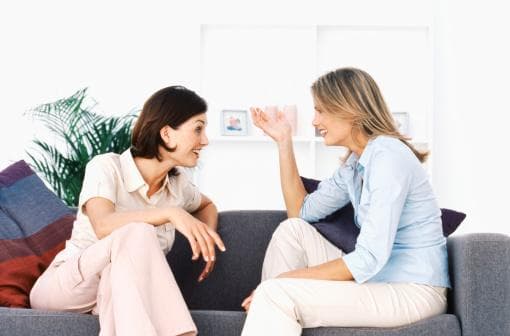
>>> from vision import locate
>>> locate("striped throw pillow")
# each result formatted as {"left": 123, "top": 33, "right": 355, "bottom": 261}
{"left": 0, "top": 160, "right": 74, "bottom": 308}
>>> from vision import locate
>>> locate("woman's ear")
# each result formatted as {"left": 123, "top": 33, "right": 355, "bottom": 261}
{"left": 160, "top": 125, "right": 175, "bottom": 148}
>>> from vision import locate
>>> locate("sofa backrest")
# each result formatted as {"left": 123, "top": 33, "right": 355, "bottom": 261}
{"left": 167, "top": 210, "right": 286, "bottom": 311}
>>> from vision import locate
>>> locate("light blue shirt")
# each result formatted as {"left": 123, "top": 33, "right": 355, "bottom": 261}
{"left": 300, "top": 136, "right": 450, "bottom": 288}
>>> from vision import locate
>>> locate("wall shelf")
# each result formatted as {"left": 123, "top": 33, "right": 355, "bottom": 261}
{"left": 197, "top": 23, "right": 433, "bottom": 211}
{"left": 210, "top": 135, "right": 314, "bottom": 143}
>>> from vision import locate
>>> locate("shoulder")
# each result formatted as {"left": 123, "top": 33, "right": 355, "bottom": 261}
{"left": 85, "top": 153, "right": 122, "bottom": 177}
{"left": 362, "top": 137, "right": 421, "bottom": 187}
{"left": 169, "top": 168, "right": 198, "bottom": 190}
{"left": 365, "top": 136, "right": 417, "bottom": 168}
{"left": 87, "top": 153, "right": 121, "bottom": 169}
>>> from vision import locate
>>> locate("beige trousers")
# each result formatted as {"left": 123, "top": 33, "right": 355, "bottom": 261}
{"left": 241, "top": 218, "right": 447, "bottom": 335}
{"left": 30, "top": 223, "right": 196, "bottom": 336}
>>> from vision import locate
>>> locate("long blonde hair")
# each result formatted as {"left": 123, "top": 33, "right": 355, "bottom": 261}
{"left": 311, "top": 67, "right": 428, "bottom": 163}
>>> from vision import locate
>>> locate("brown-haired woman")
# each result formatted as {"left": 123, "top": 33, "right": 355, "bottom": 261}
{"left": 241, "top": 68, "right": 449, "bottom": 334}
{"left": 30, "top": 86, "right": 225, "bottom": 336}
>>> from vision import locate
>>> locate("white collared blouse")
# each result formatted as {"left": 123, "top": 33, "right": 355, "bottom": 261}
{"left": 54, "top": 149, "right": 201, "bottom": 262}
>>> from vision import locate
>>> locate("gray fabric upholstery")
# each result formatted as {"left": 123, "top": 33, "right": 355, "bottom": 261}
{"left": 0, "top": 305, "right": 462, "bottom": 336}
{"left": 0, "top": 307, "right": 100, "bottom": 336}
{"left": 447, "top": 233, "right": 510, "bottom": 336}
{"left": 0, "top": 308, "right": 460, "bottom": 336}
{"left": 192, "top": 310, "right": 246, "bottom": 336}
{"left": 1, "top": 210, "right": 508, "bottom": 335}
{"left": 301, "top": 315, "right": 461, "bottom": 336}
{"left": 167, "top": 210, "right": 287, "bottom": 311}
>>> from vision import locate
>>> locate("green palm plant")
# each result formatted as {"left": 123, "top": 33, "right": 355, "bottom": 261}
{"left": 26, "top": 88, "right": 137, "bottom": 206}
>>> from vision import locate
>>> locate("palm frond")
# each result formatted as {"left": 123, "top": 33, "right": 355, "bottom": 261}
{"left": 26, "top": 88, "right": 137, "bottom": 206}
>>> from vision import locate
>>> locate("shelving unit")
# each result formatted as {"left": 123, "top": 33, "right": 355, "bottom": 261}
{"left": 210, "top": 136, "right": 314, "bottom": 143}
{"left": 196, "top": 23, "right": 433, "bottom": 211}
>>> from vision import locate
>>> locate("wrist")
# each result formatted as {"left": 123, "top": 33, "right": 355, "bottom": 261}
{"left": 277, "top": 137, "right": 293, "bottom": 150}
{"left": 166, "top": 206, "right": 182, "bottom": 223}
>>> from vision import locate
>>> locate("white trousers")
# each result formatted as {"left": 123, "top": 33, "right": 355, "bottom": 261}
{"left": 30, "top": 223, "right": 196, "bottom": 336}
{"left": 241, "top": 218, "right": 447, "bottom": 335}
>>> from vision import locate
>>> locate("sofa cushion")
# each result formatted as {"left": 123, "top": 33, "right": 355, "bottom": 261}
{"left": 301, "top": 176, "right": 466, "bottom": 253}
{"left": 168, "top": 210, "right": 288, "bottom": 311}
{"left": 300, "top": 314, "right": 461, "bottom": 336}
{"left": 0, "top": 161, "right": 74, "bottom": 308}
{"left": 0, "top": 308, "right": 460, "bottom": 336}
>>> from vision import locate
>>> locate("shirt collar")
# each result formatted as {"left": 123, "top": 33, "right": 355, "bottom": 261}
{"left": 119, "top": 148, "right": 171, "bottom": 195}
{"left": 119, "top": 148, "right": 146, "bottom": 192}
{"left": 343, "top": 137, "right": 379, "bottom": 174}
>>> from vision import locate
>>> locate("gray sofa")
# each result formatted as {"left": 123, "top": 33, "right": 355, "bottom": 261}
{"left": 1, "top": 210, "right": 509, "bottom": 336}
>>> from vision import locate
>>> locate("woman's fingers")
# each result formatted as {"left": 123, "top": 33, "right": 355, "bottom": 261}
{"left": 184, "top": 232, "right": 200, "bottom": 260}
{"left": 192, "top": 226, "right": 210, "bottom": 262}
{"left": 251, "top": 109, "right": 263, "bottom": 129}
{"left": 195, "top": 225, "right": 224, "bottom": 282}
{"left": 198, "top": 259, "right": 215, "bottom": 282}
{"left": 208, "top": 229, "right": 226, "bottom": 252}
{"left": 197, "top": 225, "right": 216, "bottom": 262}
{"left": 251, "top": 107, "right": 270, "bottom": 130}
{"left": 241, "top": 293, "right": 254, "bottom": 311}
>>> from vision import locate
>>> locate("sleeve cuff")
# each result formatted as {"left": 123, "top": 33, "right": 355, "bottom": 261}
{"left": 342, "top": 250, "right": 373, "bottom": 284}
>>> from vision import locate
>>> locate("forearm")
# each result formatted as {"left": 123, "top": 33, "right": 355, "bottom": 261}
{"left": 192, "top": 202, "right": 218, "bottom": 231}
{"left": 277, "top": 139, "right": 307, "bottom": 217}
{"left": 278, "top": 258, "right": 354, "bottom": 281}
{"left": 94, "top": 207, "right": 178, "bottom": 239}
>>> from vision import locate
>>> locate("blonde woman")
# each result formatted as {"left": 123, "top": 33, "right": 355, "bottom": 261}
{"left": 241, "top": 68, "right": 449, "bottom": 334}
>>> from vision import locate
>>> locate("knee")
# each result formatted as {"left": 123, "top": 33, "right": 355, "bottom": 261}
{"left": 256, "top": 278, "right": 282, "bottom": 292}
{"left": 112, "top": 222, "right": 156, "bottom": 244}
{"left": 272, "top": 218, "right": 309, "bottom": 240}
{"left": 253, "top": 279, "right": 295, "bottom": 311}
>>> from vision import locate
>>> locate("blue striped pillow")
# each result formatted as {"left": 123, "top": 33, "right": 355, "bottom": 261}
{"left": 0, "top": 160, "right": 74, "bottom": 308}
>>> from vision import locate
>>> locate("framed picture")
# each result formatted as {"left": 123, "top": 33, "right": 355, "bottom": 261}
{"left": 392, "top": 112, "right": 409, "bottom": 136}
{"left": 221, "top": 109, "right": 248, "bottom": 135}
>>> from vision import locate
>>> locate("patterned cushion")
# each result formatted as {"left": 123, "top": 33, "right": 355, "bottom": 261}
{"left": 301, "top": 176, "right": 466, "bottom": 253}
{"left": 0, "top": 161, "right": 74, "bottom": 308}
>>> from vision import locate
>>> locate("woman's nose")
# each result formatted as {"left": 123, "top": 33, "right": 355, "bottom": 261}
{"left": 202, "top": 133, "right": 209, "bottom": 146}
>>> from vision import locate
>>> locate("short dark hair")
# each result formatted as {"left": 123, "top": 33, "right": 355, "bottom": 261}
{"left": 131, "top": 86, "right": 207, "bottom": 175}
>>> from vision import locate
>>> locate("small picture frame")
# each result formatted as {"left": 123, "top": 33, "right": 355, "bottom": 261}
{"left": 221, "top": 109, "right": 248, "bottom": 136}
{"left": 392, "top": 112, "right": 409, "bottom": 136}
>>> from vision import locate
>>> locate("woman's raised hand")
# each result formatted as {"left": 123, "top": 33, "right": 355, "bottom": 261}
{"left": 250, "top": 107, "right": 292, "bottom": 144}
{"left": 170, "top": 208, "right": 226, "bottom": 282}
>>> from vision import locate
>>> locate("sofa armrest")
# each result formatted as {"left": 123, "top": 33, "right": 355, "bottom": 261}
{"left": 447, "top": 233, "right": 510, "bottom": 336}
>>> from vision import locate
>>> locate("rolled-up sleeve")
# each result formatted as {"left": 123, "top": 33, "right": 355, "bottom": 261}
{"left": 299, "top": 168, "right": 350, "bottom": 223}
{"left": 342, "top": 152, "right": 411, "bottom": 283}
{"left": 78, "top": 156, "right": 117, "bottom": 210}
{"left": 178, "top": 174, "right": 202, "bottom": 213}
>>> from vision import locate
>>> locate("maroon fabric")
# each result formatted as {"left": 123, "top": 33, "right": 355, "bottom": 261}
{"left": 0, "top": 215, "right": 74, "bottom": 263}
{"left": 0, "top": 160, "right": 33, "bottom": 187}
{"left": 0, "top": 160, "right": 75, "bottom": 308}
{"left": 0, "top": 243, "right": 67, "bottom": 308}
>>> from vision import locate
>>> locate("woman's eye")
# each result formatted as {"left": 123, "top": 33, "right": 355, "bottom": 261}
{"left": 195, "top": 127, "right": 202, "bottom": 133}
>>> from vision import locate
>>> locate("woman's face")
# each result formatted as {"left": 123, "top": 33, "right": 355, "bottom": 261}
{"left": 164, "top": 113, "right": 209, "bottom": 167}
{"left": 312, "top": 98, "right": 354, "bottom": 147}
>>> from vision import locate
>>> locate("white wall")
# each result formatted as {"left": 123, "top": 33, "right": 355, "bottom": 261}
{"left": 0, "top": 1, "right": 201, "bottom": 166}
{"left": 0, "top": 0, "right": 508, "bottom": 235}
{"left": 433, "top": 0, "right": 510, "bottom": 235}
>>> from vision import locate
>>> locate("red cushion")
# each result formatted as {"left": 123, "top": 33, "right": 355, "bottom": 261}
{"left": 0, "top": 161, "right": 74, "bottom": 308}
